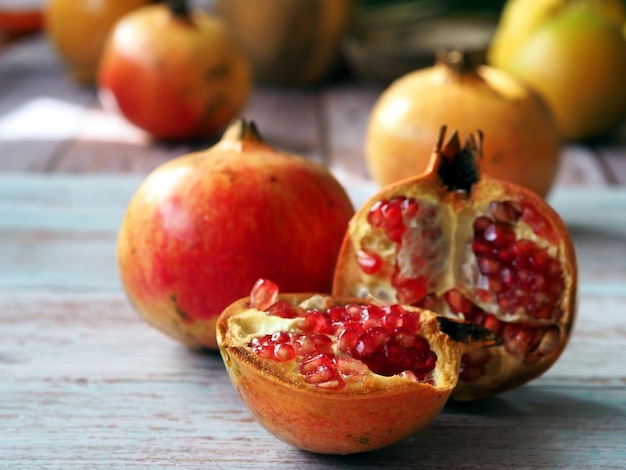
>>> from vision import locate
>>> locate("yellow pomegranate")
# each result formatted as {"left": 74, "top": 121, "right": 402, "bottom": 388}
{"left": 365, "top": 50, "right": 561, "bottom": 198}
{"left": 45, "top": 0, "right": 151, "bottom": 84}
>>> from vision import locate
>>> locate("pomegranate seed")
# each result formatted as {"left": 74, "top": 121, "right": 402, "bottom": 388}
{"left": 472, "top": 239, "right": 494, "bottom": 258}
{"left": 267, "top": 299, "right": 300, "bottom": 318}
{"left": 271, "top": 331, "right": 290, "bottom": 344}
{"left": 356, "top": 248, "right": 383, "bottom": 275}
{"left": 333, "top": 356, "right": 368, "bottom": 378}
{"left": 392, "top": 327, "right": 416, "bottom": 348}
{"left": 444, "top": 289, "right": 474, "bottom": 316}
{"left": 529, "top": 248, "right": 551, "bottom": 270}
{"left": 416, "top": 293, "right": 439, "bottom": 311}
{"left": 489, "top": 201, "right": 521, "bottom": 223}
{"left": 482, "top": 314, "right": 503, "bottom": 335}
{"left": 392, "top": 272, "right": 428, "bottom": 305}
{"left": 476, "top": 288, "right": 494, "bottom": 303}
{"left": 483, "top": 222, "right": 516, "bottom": 248}
{"left": 383, "top": 340, "right": 406, "bottom": 365}
{"left": 397, "top": 370, "right": 419, "bottom": 382}
{"left": 473, "top": 216, "right": 493, "bottom": 236}
{"left": 292, "top": 334, "right": 318, "bottom": 356}
{"left": 310, "top": 334, "right": 334, "bottom": 355}
{"left": 502, "top": 324, "right": 537, "bottom": 355}
{"left": 354, "top": 327, "right": 390, "bottom": 357}
{"left": 273, "top": 343, "right": 296, "bottom": 361}
{"left": 381, "top": 310, "right": 404, "bottom": 331}
{"left": 249, "top": 278, "right": 279, "bottom": 310}
{"left": 337, "top": 328, "right": 360, "bottom": 353}
{"left": 477, "top": 257, "right": 502, "bottom": 275}
{"left": 367, "top": 198, "right": 406, "bottom": 243}
{"left": 299, "top": 352, "right": 332, "bottom": 374}
{"left": 367, "top": 201, "right": 385, "bottom": 226}
{"left": 300, "top": 310, "right": 332, "bottom": 335}
{"left": 299, "top": 353, "right": 345, "bottom": 389}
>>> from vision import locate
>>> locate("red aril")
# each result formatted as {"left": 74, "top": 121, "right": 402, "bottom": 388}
{"left": 333, "top": 127, "right": 577, "bottom": 401}
{"left": 217, "top": 279, "right": 497, "bottom": 454}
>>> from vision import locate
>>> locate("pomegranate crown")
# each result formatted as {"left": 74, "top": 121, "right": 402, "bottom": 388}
{"left": 433, "top": 126, "right": 483, "bottom": 194}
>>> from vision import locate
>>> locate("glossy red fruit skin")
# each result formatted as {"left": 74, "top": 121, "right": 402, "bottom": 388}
{"left": 333, "top": 127, "right": 577, "bottom": 401}
{"left": 98, "top": 3, "right": 252, "bottom": 140}
{"left": 117, "top": 120, "right": 355, "bottom": 349}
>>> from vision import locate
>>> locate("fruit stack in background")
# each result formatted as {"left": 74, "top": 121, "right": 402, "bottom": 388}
{"left": 39, "top": 0, "right": 626, "bottom": 146}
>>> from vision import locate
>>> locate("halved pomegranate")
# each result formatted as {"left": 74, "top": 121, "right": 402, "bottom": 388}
{"left": 333, "top": 127, "right": 577, "bottom": 401}
{"left": 217, "top": 279, "right": 497, "bottom": 455}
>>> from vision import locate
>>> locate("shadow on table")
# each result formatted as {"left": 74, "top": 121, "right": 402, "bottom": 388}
{"left": 309, "top": 386, "right": 625, "bottom": 469}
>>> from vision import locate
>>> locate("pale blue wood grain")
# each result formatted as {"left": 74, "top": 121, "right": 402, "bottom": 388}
{"left": 2, "top": 175, "right": 624, "bottom": 296}
{"left": 1, "top": 293, "right": 624, "bottom": 469}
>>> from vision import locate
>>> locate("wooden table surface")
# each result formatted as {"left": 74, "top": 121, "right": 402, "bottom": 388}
{"left": 2, "top": 34, "right": 626, "bottom": 469}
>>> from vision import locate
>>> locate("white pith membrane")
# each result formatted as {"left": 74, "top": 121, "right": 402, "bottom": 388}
{"left": 223, "top": 292, "right": 467, "bottom": 392}
{"left": 345, "top": 190, "right": 574, "bottom": 396}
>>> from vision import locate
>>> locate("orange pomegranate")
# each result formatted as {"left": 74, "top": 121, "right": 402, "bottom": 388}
{"left": 365, "top": 50, "right": 562, "bottom": 198}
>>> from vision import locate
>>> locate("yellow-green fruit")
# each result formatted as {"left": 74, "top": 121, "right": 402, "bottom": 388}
{"left": 489, "top": 0, "right": 626, "bottom": 140}
{"left": 488, "top": 0, "right": 563, "bottom": 67}
{"left": 501, "top": 7, "right": 626, "bottom": 140}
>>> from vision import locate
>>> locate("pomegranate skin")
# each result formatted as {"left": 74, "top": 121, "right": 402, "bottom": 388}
{"left": 365, "top": 50, "right": 562, "bottom": 198}
{"left": 98, "top": 3, "right": 252, "bottom": 140}
{"left": 117, "top": 119, "right": 355, "bottom": 349}
{"left": 217, "top": 288, "right": 496, "bottom": 454}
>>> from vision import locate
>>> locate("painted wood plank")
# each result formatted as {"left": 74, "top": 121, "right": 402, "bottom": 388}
{"left": 53, "top": 101, "right": 192, "bottom": 174}
{"left": 320, "top": 83, "right": 382, "bottom": 179}
{"left": 0, "top": 292, "right": 625, "bottom": 469}
{"left": 0, "top": 35, "right": 95, "bottom": 172}
{"left": 1, "top": 176, "right": 625, "bottom": 295}
{"left": 598, "top": 145, "right": 626, "bottom": 185}
{"left": 242, "top": 86, "right": 323, "bottom": 164}
{"left": 553, "top": 145, "right": 609, "bottom": 187}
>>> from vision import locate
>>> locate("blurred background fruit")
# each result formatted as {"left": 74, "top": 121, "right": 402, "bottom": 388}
{"left": 45, "top": 0, "right": 152, "bottom": 84}
{"left": 98, "top": 0, "right": 252, "bottom": 140}
{"left": 217, "top": 0, "right": 354, "bottom": 86}
{"left": 0, "top": 0, "right": 43, "bottom": 36}
{"left": 488, "top": 0, "right": 626, "bottom": 141}
{"left": 365, "top": 49, "right": 561, "bottom": 198}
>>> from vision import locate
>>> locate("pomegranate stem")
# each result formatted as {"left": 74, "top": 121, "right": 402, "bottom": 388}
{"left": 437, "top": 129, "right": 483, "bottom": 193}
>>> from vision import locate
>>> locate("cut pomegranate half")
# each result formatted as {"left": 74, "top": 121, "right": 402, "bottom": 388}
{"left": 333, "top": 127, "right": 577, "bottom": 401}
{"left": 216, "top": 279, "right": 496, "bottom": 454}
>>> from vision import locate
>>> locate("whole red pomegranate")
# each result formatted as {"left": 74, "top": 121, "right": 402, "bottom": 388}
{"left": 117, "top": 119, "right": 355, "bottom": 349}
{"left": 333, "top": 127, "right": 577, "bottom": 401}
{"left": 217, "top": 279, "right": 496, "bottom": 454}
{"left": 98, "top": 0, "right": 252, "bottom": 140}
